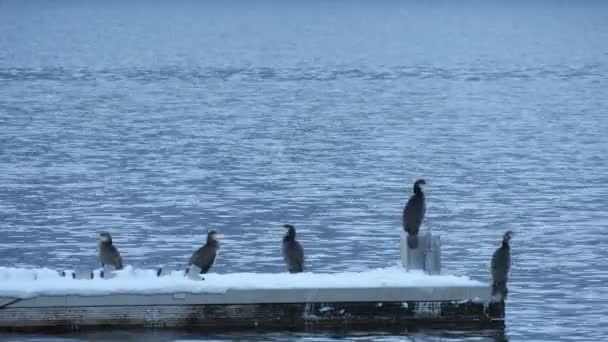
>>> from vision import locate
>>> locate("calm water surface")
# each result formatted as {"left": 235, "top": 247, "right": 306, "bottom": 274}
{"left": 0, "top": 1, "right": 607, "bottom": 341}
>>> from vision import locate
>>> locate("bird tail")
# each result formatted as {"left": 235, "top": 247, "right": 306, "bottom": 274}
{"left": 407, "top": 234, "right": 419, "bottom": 249}
{"left": 492, "top": 282, "right": 509, "bottom": 301}
{"left": 116, "top": 256, "right": 124, "bottom": 270}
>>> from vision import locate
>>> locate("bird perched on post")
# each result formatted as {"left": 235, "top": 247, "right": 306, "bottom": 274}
{"left": 282, "top": 224, "right": 304, "bottom": 273}
{"left": 98, "top": 231, "right": 124, "bottom": 270}
{"left": 403, "top": 179, "right": 427, "bottom": 249}
{"left": 491, "top": 231, "right": 513, "bottom": 301}
{"left": 188, "top": 230, "right": 220, "bottom": 274}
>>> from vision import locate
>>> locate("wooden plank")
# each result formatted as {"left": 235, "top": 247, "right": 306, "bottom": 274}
{"left": 0, "top": 285, "right": 502, "bottom": 332}
{"left": 0, "top": 300, "right": 504, "bottom": 333}
{"left": 0, "top": 282, "right": 502, "bottom": 333}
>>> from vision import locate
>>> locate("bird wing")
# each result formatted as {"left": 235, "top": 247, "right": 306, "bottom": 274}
{"left": 294, "top": 241, "right": 304, "bottom": 271}
{"left": 403, "top": 195, "right": 424, "bottom": 233}
{"left": 491, "top": 246, "right": 510, "bottom": 283}
{"left": 282, "top": 240, "right": 304, "bottom": 272}
{"left": 110, "top": 245, "right": 123, "bottom": 269}
{"left": 199, "top": 253, "right": 217, "bottom": 273}
{"left": 191, "top": 245, "right": 217, "bottom": 273}
{"left": 188, "top": 247, "right": 203, "bottom": 265}
{"left": 491, "top": 248, "right": 499, "bottom": 274}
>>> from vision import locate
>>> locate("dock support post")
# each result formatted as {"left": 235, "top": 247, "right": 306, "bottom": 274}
{"left": 400, "top": 232, "right": 441, "bottom": 274}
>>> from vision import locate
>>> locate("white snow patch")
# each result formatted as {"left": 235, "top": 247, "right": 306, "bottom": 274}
{"left": 0, "top": 266, "right": 483, "bottom": 299}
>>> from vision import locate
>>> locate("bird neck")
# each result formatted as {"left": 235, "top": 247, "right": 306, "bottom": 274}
{"left": 99, "top": 240, "right": 112, "bottom": 246}
{"left": 502, "top": 240, "right": 510, "bottom": 248}
{"left": 414, "top": 185, "right": 424, "bottom": 196}
{"left": 206, "top": 239, "right": 219, "bottom": 248}
{"left": 283, "top": 234, "right": 295, "bottom": 242}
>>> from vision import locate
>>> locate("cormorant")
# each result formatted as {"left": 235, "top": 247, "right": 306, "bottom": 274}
{"left": 98, "top": 232, "right": 124, "bottom": 270}
{"left": 402, "top": 179, "right": 427, "bottom": 249}
{"left": 189, "top": 230, "right": 220, "bottom": 274}
{"left": 491, "top": 231, "right": 513, "bottom": 301}
{"left": 282, "top": 224, "right": 304, "bottom": 273}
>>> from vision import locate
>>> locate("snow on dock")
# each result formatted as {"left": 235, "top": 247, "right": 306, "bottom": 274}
{"left": 0, "top": 266, "right": 482, "bottom": 299}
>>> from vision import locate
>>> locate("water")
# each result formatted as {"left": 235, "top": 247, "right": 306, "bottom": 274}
{"left": 1, "top": 1, "right": 607, "bottom": 341}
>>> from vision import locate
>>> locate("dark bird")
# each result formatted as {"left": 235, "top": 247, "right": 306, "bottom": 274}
{"left": 98, "top": 232, "right": 124, "bottom": 270}
{"left": 402, "top": 179, "right": 427, "bottom": 249}
{"left": 491, "top": 231, "right": 513, "bottom": 301}
{"left": 282, "top": 224, "right": 304, "bottom": 273}
{"left": 189, "top": 230, "right": 220, "bottom": 274}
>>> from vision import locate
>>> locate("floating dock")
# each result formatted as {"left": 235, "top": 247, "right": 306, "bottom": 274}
{"left": 0, "top": 266, "right": 503, "bottom": 333}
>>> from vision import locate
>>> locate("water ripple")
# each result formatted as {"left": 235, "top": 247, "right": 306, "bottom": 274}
{"left": 0, "top": 64, "right": 605, "bottom": 84}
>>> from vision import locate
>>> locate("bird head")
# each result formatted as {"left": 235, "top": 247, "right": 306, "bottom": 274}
{"left": 207, "top": 230, "right": 219, "bottom": 243}
{"left": 98, "top": 231, "right": 112, "bottom": 244}
{"left": 503, "top": 231, "right": 514, "bottom": 243}
{"left": 283, "top": 224, "right": 296, "bottom": 239}
{"left": 413, "top": 179, "right": 427, "bottom": 193}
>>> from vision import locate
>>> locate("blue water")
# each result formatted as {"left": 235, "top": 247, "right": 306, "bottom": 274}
{"left": 1, "top": 1, "right": 607, "bottom": 341}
